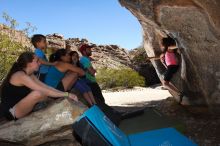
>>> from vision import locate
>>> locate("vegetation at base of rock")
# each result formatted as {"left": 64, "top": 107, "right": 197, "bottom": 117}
{"left": 96, "top": 68, "right": 145, "bottom": 89}
{"left": 131, "top": 47, "right": 148, "bottom": 64}
{"left": 0, "top": 34, "right": 29, "bottom": 81}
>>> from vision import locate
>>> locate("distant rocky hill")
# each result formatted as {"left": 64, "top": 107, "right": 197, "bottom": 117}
{"left": 0, "top": 24, "right": 133, "bottom": 69}
{"left": 46, "top": 33, "right": 132, "bottom": 69}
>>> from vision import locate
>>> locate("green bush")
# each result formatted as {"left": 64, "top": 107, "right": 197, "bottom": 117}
{"left": 0, "top": 34, "right": 29, "bottom": 81}
{"left": 96, "top": 68, "right": 145, "bottom": 89}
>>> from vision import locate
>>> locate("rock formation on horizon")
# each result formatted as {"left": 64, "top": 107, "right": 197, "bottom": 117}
{"left": 46, "top": 33, "right": 133, "bottom": 69}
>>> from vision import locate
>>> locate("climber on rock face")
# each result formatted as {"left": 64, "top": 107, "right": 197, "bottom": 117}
{"left": 147, "top": 36, "right": 184, "bottom": 103}
{"left": 0, "top": 52, "right": 78, "bottom": 121}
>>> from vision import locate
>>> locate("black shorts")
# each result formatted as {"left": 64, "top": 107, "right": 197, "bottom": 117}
{"left": 38, "top": 73, "right": 46, "bottom": 82}
{"left": 0, "top": 104, "right": 17, "bottom": 121}
{"left": 57, "top": 82, "right": 65, "bottom": 91}
{"left": 164, "top": 65, "right": 179, "bottom": 81}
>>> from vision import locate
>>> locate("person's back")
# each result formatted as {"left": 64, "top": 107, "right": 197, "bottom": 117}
{"left": 44, "top": 49, "right": 85, "bottom": 92}
{"left": 44, "top": 66, "right": 65, "bottom": 89}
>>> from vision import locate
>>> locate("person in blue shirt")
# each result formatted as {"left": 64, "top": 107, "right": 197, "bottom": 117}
{"left": 44, "top": 49, "right": 85, "bottom": 92}
{"left": 31, "top": 34, "right": 56, "bottom": 82}
{"left": 79, "top": 44, "right": 105, "bottom": 104}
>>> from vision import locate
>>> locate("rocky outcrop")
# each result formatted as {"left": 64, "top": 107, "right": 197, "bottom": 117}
{"left": 66, "top": 38, "right": 89, "bottom": 52}
{"left": 0, "top": 24, "right": 31, "bottom": 48}
{"left": 46, "top": 33, "right": 66, "bottom": 49}
{"left": 92, "top": 44, "right": 132, "bottom": 69}
{"left": 119, "top": 0, "right": 220, "bottom": 107}
{"left": 46, "top": 35, "right": 133, "bottom": 69}
{"left": 0, "top": 99, "right": 87, "bottom": 146}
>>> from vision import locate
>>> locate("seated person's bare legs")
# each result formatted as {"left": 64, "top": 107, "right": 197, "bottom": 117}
{"left": 88, "top": 91, "right": 96, "bottom": 105}
{"left": 83, "top": 93, "right": 94, "bottom": 106}
{"left": 62, "top": 72, "right": 78, "bottom": 91}
{"left": 14, "top": 91, "right": 47, "bottom": 118}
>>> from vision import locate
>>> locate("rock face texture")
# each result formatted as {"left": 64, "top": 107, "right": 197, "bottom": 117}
{"left": 0, "top": 24, "right": 31, "bottom": 48}
{"left": 119, "top": 0, "right": 220, "bottom": 107}
{"left": 0, "top": 99, "right": 87, "bottom": 146}
{"left": 91, "top": 44, "right": 132, "bottom": 69}
{"left": 46, "top": 33, "right": 66, "bottom": 49}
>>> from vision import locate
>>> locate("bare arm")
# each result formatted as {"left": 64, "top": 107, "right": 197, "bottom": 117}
{"left": 87, "top": 66, "right": 96, "bottom": 76}
{"left": 39, "top": 58, "right": 56, "bottom": 66}
{"left": 31, "top": 74, "right": 78, "bottom": 101}
{"left": 64, "top": 63, "right": 85, "bottom": 76}
{"left": 31, "top": 75, "right": 63, "bottom": 94}
{"left": 146, "top": 56, "right": 161, "bottom": 61}
{"left": 159, "top": 54, "right": 167, "bottom": 68}
{"left": 17, "top": 73, "right": 68, "bottom": 98}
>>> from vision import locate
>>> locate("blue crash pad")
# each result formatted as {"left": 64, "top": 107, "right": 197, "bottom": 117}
{"left": 76, "top": 105, "right": 197, "bottom": 146}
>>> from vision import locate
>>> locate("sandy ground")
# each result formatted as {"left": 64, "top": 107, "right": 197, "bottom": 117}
{"left": 103, "top": 86, "right": 171, "bottom": 106}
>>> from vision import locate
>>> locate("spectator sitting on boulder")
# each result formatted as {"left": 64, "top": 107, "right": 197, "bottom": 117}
{"left": 0, "top": 52, "right": 78, "bottom": 121}
{"left": 44, "top": 49, "right": 85, "bottom": 92}
{"left": 79, "top": 44, "right": 105, "bottom": 104}
{"left": 69, "top": 51, "right": 96, "bottom": 107}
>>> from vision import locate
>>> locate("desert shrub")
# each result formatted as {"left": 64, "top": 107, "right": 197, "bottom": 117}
{"left": 96, "top": 67, "right": 145, "bottom": 89}
{"left": 0, "top": 34, "right": 29, "bottom": 81}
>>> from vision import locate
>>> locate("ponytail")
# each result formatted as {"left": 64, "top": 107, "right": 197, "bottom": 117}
{"left": 49, "top": 49, "right": 67, "bottom": 62}
{"left": 49, "top": 53, "right": 57, "bottom": 62}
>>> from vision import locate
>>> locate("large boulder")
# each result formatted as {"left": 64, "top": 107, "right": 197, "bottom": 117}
{"left": 119, "top": 0, "right": 220, "bottom": 109}
{"left": 0, "top": 99, "right": 87, "bottom": 146}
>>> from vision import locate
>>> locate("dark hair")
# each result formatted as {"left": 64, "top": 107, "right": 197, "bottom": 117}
{"left": 31, "top": 34, "right": 46, "bottom": 48}
{"left": 69, "top": 51, "right": 78, "bottom": 57}
{"left": 0, "top": 52, "right": 35, "bottom": 95}
{"left": 49, "top": 49, "right": 67, "bottom": 62}
{"left": 69, "top": 51, "right": 80, "bottom": 67}
{"left": 162, "top": 36, "right": 176, "bottom": 53}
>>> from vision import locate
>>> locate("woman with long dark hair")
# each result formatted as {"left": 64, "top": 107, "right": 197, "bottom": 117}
{"left": 0, "top": 52, "right": 78, "bottom": 120}
{"left": 45, "top": 49, "right": 85, "bottom": 92}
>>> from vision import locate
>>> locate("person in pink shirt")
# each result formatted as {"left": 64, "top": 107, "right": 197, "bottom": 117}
{"left": 147, "top": 36, "right": 183, "bottom": 103}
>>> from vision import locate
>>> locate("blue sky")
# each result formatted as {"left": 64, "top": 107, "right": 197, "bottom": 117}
{"left": 0, "top": 0, "right": 142, "bottom": 50}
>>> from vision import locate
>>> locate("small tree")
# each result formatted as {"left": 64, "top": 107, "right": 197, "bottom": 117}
{"left": 23, "top": 22, "right": 37, "bottom": 36}
{"left": 2, "top": 12, "right": 19, "bottom": 29}
{"left": 0, "top": 34, "right": 28, "bottom": 81}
